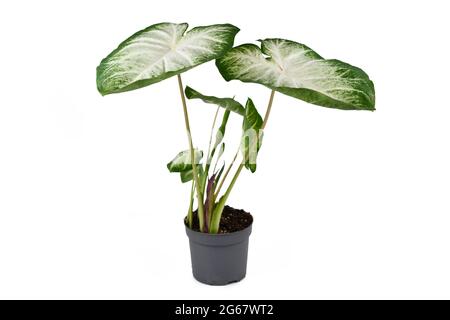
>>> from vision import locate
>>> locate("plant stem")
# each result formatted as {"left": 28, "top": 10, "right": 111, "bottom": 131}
{"left": 177, "top": 74, "right": 205, "bottom": 232}
{"left": 227, "top": 163, "right": 244, "bottom": 198}
{"left": 206, "top": 106, "right": 220, "bottom": 165}
{"left": 214, "top": 146, "right": 239, "bottom": 200}
{"left": 209, "top": 163, "right": 244, "bottom": 233}
{"left": 201, "top": 106, "right": 220, "bottom": 195}
{"left": 262, "top": 90, "right": 275, "bottom": 130}
{"left": 187, "top": 180, "right": 195, "bottom": 229}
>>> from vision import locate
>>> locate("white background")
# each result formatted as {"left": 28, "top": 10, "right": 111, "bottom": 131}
{"left": 1, "top": 0, "right": 449, "bottom": 299}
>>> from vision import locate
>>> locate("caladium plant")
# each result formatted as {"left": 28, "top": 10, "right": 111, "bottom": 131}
{"left": 96, "top": 22, "right": 375, "bottom": 234}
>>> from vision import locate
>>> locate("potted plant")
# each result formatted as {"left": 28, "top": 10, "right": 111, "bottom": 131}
{"left": 96, "top": 22, "right": 375, "bottom": 285}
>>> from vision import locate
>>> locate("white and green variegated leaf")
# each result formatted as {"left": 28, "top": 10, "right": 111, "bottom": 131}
{"left": 184, "top": 86, "right": 245, "bottom": 115}
{"left": 241, "top": 99, "right": 263, "bottom": 173}
{"left": 167, "top": 149, "right": 203, "bottom": 173}
{"left": 97, "top": 23, "right": 239, "bottom": 95}
{"left": 216, "top": 39, "right": 375, "bottom": 111}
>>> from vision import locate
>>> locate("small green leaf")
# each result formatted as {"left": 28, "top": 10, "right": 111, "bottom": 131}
{"left": 185, "top": 86, "right": 245, "bottom": 115}
{"left": 167, "top": 149, "right": 203, "bottom": 172}
{"left": 97, "top": 23, "right": 239, "bottom": 95}
{"left": 241, "top": 99, "right": 263, "bottom": 173}
{"left": 180, "top": 169, "right": 194, "bottom": 183}
{"left": 216, "top": 39, "right": 375, "bottom": 111}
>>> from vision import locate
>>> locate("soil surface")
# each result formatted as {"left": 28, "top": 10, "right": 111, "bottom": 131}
{"left": 188, "top": 205, "right": 253, "bottom": 233}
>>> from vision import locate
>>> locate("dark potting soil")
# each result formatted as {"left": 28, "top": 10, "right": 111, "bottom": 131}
{"left": 188, "top": 205, "right": 253, "bottom": 233}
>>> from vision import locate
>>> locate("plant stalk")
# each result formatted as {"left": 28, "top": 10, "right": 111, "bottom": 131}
{"left": 177, "top": 74, "right": 205, "bottom": 232}
{"left": 201, "top": 106, "right": 220, "bottom": 195}
{"left": 209, "top": 163, "right": 244, "bottom": 233}
{"left": 262, "top": 90, "right": 275, "bottom": 130}
{"left": 206, "top": 106, "right": 221, "bottom": 165}
{"left": 214, "top": 146, "right": 239, "bottom": 200}
{"left": 187, "top": 180, "right": 195, "bottom": 229}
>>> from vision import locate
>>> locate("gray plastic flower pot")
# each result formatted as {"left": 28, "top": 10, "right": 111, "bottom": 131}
{"left": 185, "top": 223, "right": 252, "bottom": 285}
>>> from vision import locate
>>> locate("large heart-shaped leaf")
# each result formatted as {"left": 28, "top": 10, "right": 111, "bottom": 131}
{"left": 216, "top": 39, "right": 375, "bottom": 111}
{"left": 97, "top": 23, "right": 239, "bottom": 95}
{"left": 185, "top": 86, "right": 245, "bottom": 115}
{"left": 241, "top": 99, "right": 263, "bottom": 172}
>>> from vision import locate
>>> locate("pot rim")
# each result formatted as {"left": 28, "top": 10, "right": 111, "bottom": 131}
{"left": 184, "top": 219, "right": 253, "bottom": 237}
{"left": 185, "top": 221, "right": 253, "bottom": 247}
